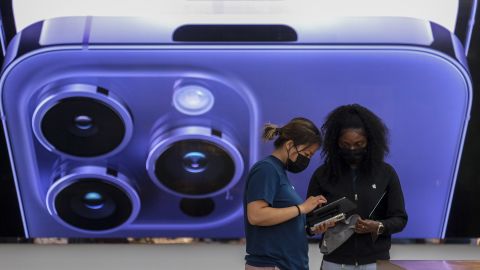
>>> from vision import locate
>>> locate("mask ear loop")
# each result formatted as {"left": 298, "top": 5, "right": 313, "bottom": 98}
{"left": 294, "top": 145, "right": 300, "bottom": 155}
{"left": 286, "top": 144, "right": 292, "bottom": 166}
{"left": 285, "top": 141, "right": 295, "bottom": 168}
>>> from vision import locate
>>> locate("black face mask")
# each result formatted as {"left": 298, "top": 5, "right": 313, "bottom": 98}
{"left": 286, "top": 146, "right": 311, "bottom": 173}
{"left": 339, "top": 147, "right": 367, "bottom": 165}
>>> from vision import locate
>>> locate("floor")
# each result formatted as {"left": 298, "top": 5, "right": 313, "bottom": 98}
{"left": 0, "top": 242, "right": 480, "bottom": 269}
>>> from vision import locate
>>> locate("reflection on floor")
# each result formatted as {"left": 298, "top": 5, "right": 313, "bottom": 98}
{"left": 0, "top": 239, "right": 479, "bottom": 270}
{"left": 378, "top": 260, "right": 480, "bottom": 270}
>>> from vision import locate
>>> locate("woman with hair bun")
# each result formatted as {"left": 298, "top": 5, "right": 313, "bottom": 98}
{"left": 244, "top": 117, "right": 333, "bottom": 270}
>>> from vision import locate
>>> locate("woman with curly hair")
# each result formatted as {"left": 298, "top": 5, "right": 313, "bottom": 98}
{"left": 308, "top": 104, "right": 408, "bottom": 270}
{"left": 244, "top": 117, "right": 332, "bottom": 270}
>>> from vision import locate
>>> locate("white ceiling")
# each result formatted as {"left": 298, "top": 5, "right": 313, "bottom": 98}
{"left": 13, "top": 0, "right": 459, "bottom": 33}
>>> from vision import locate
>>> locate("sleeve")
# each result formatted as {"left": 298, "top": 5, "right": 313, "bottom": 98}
{"left": 307, "top": 167, "right": 324, "bottom": 198}
{"left": 245, "top": 163, "right": 278, "bottom": 206}
{"left": 379, "top": 165, "right": 408, "bottom": 235}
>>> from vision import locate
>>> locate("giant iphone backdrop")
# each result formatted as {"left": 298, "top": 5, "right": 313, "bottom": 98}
{"left": 0, "top": 16, "right": 473, "bottom": 238}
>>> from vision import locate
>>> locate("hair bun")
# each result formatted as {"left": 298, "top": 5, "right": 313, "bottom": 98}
{"left": 262, "top": 123, "right": 279, "bottom": 141}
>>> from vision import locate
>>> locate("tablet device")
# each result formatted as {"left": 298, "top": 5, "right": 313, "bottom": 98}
{"left": 306, "top": 197, "right": 357, "bottom": 230}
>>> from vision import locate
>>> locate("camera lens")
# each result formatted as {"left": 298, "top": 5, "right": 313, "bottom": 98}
{"left": 54, "top": 180, "right": 130, "bottom": 230}
{"left": 182, "top": 152, "right": 208, "bottom": 173}
{"left": 74, "top": 115, "right": 94, "bottom": 131}
{"left": 47, "top": 166, "right": 140, "bottom": 232}
{"left": 41, "top": 97, "right": 124, "bottom": 156}
{"left": 33, "top": 84, "right": 133, "bottom": 158}
{"left": 83, "top": 192, "right": 105, "bottom": 210}
{"left": 155, "top": 140, "right": 234, "bottom": 196}
{"left": 147, "top": 127, "right": 244, "bottom": 198}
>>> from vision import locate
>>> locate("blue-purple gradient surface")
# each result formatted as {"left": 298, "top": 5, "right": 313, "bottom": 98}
{"left": 0, "top": 17, "right": 472, "bottom": 238}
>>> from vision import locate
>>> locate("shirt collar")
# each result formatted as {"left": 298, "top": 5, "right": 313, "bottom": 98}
{"left": 269, "top": 155, "right": 286, "bottom": 169}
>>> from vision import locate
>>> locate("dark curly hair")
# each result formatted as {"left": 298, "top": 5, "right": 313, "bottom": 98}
{"left": 321, "top": 104, "right": 389, "bottom": 179}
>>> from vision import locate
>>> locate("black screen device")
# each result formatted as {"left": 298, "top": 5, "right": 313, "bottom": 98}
{"left": 306, "top": 197, "right": 357, "bottom": 230}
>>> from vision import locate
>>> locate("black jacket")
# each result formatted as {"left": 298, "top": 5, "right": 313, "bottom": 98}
{"left": 307, "top": 162, "right": 408, "bottom": 265}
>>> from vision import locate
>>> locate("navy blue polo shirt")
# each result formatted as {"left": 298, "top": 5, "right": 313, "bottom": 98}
{"left": 244, "top": 155, "right": 308, "bottom": 270}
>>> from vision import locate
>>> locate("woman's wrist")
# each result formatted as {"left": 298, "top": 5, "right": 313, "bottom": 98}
{"left": 295, "top": 205, "right": 302, "bottom": 216}
{"left": 377, "top": 222, "right": 385, "bottom": 235}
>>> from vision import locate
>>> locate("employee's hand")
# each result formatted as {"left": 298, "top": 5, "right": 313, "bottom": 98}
{"left": 355, "top": 218, "right": 380, "bottom": 234}
{"left": 299, "top": 195, "right": 327, "bottom": 214}
{"left": 311, "top": 221, "right": 336, "bottom": 234}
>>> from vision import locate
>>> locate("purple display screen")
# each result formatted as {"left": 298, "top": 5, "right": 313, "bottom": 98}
{"left": 0, "top": 17, "right": 471, "bottom": 238}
